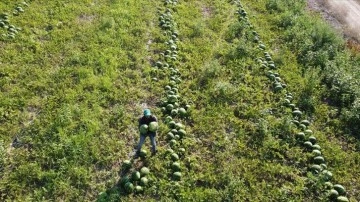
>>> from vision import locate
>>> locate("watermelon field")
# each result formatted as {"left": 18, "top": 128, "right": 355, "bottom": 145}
{"left": 1, "top": 0, "right": 360, "bottom": 201}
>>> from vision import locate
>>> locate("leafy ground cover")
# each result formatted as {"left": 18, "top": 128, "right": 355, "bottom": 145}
{"left": 0, "top": 0, "right": 359, "bottom": 201}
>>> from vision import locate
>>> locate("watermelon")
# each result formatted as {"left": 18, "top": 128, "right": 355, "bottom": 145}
{"left": 312, "top": 149, "right": 322, "bottom": 156}
{"left": 274, "top": 83, "right": 283, "bottom": 92}
{"left": 320, "top": 163, "right": 327, "bottom": 170}
{"left": 304, "top": 129, "right": 313, "bottom": 135}
{"left": 125, "top": 182, "right": 134, "bottom": 193}
{"left": 139, "top": 150, "right": 147, "bottom": 158}
{"left": 178, "top": 148, "right": 185, "bottom": 153}
{"left": 171, "top": 109, "right": 178, "bottom": 116}
{"left": 132, "top": 171, "right": 141, "bottom": 181}
{"left": 168, "top": 95, "right": 178, "bottom": 103}
{"left": 298, "top": 124, "right": 307, "bottom": 131}
{"left": 314, "top": 156, "right": 325, "bottom": 164}
{"left": 173, "top": 172, "right": 181, "bottom": 181}
{"left": 175, "top": 122, "right": 184, "bottom": 130}
{"left": 174, "top": 135, "right": 180, "bottom": 140}
{"left": 135, "top": 185, "right": 143, "bottom": 193}
{"left": 167, "top": 132, "right": 175, "bottom": 140}
{"left": 168, "top": 121, "right": 176, "bottom": 128}
{"left": 301, "top": 120, "right": 311, "bottom": 126}
{"left": 322, "top": 170, "right": 333, "bottom": 181}
{"left": 333, "top": 184, "right": 346, "bottom": 195}
{"left": 292, "top": 110, "right": 302, "bottom": 117}
{"left": 336, "top": 196, "right": 349, "bottom": 202}
{"left": 170, "top": 139, "right": 177, "bottom": 147}
{"left": 324, "top": 182, "right": 333, "bottom": 189}
{"left": 309, "top": 136, "right": 317, "bottom": 144}
{"left": 304, "top": 141, "right": 313, "bottom": 149}
{"left": 140, "top": 124, "right": 148, "bottom": 135}
{"left": 140, "top": 177, "right": 148, "bottom": 186}
{"left": 122, "top": 160, "right": 131, "bottom": 169}
{"left": 328, "top": 189, "right": 339, "bottom": 199}
{"left": 171, "top": 129, "right": 178, "bottom": 134}
{"left": 310, "top": 164, "right": 322, "bottom": 173}
{"left": 149, "top": 122, "right": 158, "bottom": 132}
{"left": 166, "top": 104, "right": 174, "bottom": 111}
{"left": 312, "top": 144, "right": 321, "bottom": 150}
{"left": 296, "top": 132, "right": 305, "bottom": 140}
{"left": 166, "top": 148, "right": 174, "bottom": 154}
{"left": 178, "top": 108, "right": 187, "bottom": 116}
{"left": 140, "top": 167, "right": 150, "bottom": 176}
{"left": 178, "top": 129, "right": 186, "bottom": 138}
{"left": 171, "top": 153, "right": 179, "bottom": 161}
{"left": 120, "top": 175, "right": 130, "bottom": 186}
{"left": 172, "top": 162, "right": 181, "bottom": 171}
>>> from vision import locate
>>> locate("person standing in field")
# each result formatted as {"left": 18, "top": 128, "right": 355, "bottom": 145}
{"left": 135, "top": 109, "right": 158, "bottom": 157}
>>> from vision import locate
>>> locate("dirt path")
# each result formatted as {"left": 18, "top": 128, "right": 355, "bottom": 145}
{"left": 327, "top": 0, "right": 360, "bottom": 37}
{"left": 308, "top": 0, "right": 360, "bottom": 40}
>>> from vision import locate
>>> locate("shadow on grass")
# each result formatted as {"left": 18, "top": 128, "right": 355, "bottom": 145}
{"left": 96, "top": 155, "right": 147, "bottom": 202}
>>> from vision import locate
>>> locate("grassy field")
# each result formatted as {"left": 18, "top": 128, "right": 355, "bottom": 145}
{"left": 0, "top": 0, "right": 359, "bottom": 201}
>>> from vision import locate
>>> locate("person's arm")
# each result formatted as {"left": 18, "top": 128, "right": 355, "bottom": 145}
{"left": 138, "top": 117, "right": 142, "bottom": 128}
{"left": 151, "top": 115, "right": 158, "bottom": 122}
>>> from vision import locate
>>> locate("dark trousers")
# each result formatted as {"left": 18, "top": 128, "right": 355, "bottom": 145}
{"left": 136, "top": 132, "right": 156, "bottom": 153}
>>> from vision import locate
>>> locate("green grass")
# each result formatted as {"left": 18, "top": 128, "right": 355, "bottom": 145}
{"left": 0, "top": 0, "right": 359, "bottom": 201}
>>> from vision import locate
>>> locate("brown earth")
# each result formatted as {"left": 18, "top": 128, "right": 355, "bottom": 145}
{"left": 307, "top": 0, "right": 360, "bottom": 51}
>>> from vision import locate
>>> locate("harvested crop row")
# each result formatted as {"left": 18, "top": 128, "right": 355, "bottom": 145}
{"left": 234, "top": 1, "right": 350, "bottom": 201}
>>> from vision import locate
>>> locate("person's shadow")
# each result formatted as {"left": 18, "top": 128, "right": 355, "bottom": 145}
{"left": 96, "top": 156, "right": 147, "bottom": 201}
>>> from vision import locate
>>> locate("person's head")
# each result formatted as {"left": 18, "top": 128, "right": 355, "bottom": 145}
{"left": 143, "top": 109, "right": 151, "bottom": 118}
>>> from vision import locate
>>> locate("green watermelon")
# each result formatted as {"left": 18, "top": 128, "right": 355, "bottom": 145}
{"left": 309, "top": 136, "right": 317, "bottom": 144}
{"left": 296, "top": 132, "right": 305, "bottom": 140}
{"left": 328, "top": 189, "right": 339, "bottom": 199}
{"left": 166, "top": 104, "right": 174, "bottom": 111}
{"left": 175, "top": 122, "right": 184, "bottom": 130}
{"left": 132, "top": 171, "right": 141, "bottom": 181}
{"left": 178, "top": 148, "right": 185, "bottom": 153}
{"left": 139, "top": 150, "right": 147, "bottom": 158}
{"left": 304, "top": 129, "right": 313, "bottom": 135}
{"left": 304, "top": 141, "right": 313, "bottom": 149}
{"left": 120, "top": 175, "right": 130, "bottom": 186}
{"left": 336, "top": 196, "right": 349, "bottom": 202}
{"left": 333, "top": 184, "right": 346, "bottom": 195}
{"left": 149, "top": 122, "right": 158, "bottom": 132}
{"left": 140, "top": 124, "right": 148, "bottom": 135}
{"left": 178, "top": 108, "right": 187, "bottom": 116}
{"left": 292, "top": 110, "right": 302, "bottom": 117}
{"left": 122, "top": 160, "right": 131, "bottom": 170}
{"left": 173, "top": 172, "right": 181, "bottom": 181}
{"left": 171, "top": 153, "right": 179, "bottom": 161}
{"left": 324, "top": 181, "right": 333, "bottom": 189}
{"left": 167, "top": 132, "right": 175, "bottom": 140}
{"left": 140, "top": 167, "right": 150, "bottom": 176}
{"left": 314, "top": 156, "right": 325, "bottom": 164}
{"left": 178, "top": 129, "right": 186, "bottom": 138}
{"left": 301, "top": 120, "right": 311, "bottom": 126}
{"left": 312, "top": 149, "right": 322, "bottom": 156}
{"left": 125, "top": 182, "right": 134, "bottom": 193}
{"left": 322, "top": 170, "right": 333, "bottom": 181}
{"left": 170, "top": 139, "right": 177, "bottom": 147}
{"left": 135, "top": 185, "right": 143, "bottom": 193}
{"left": 140, "top": 177, "right": 148, "bottom": 186}
{"left": 310, "top": 164, "right": 322, "bottom": 173}
{"left": 168, "top": 121, "right": 176, "bottom": 128}
{"left": 172, "top": 162, "right": 181, "bottom": 171}
{"left": 312, "top": 144, "right": 321, "bottom": 150}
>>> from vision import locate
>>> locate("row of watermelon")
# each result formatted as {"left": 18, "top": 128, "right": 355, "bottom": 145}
{"left": 0, "top": 1, "right": 29, "bottom": 40}
{"left": 234, "top": 1, "right": 349, "bottom": 201}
